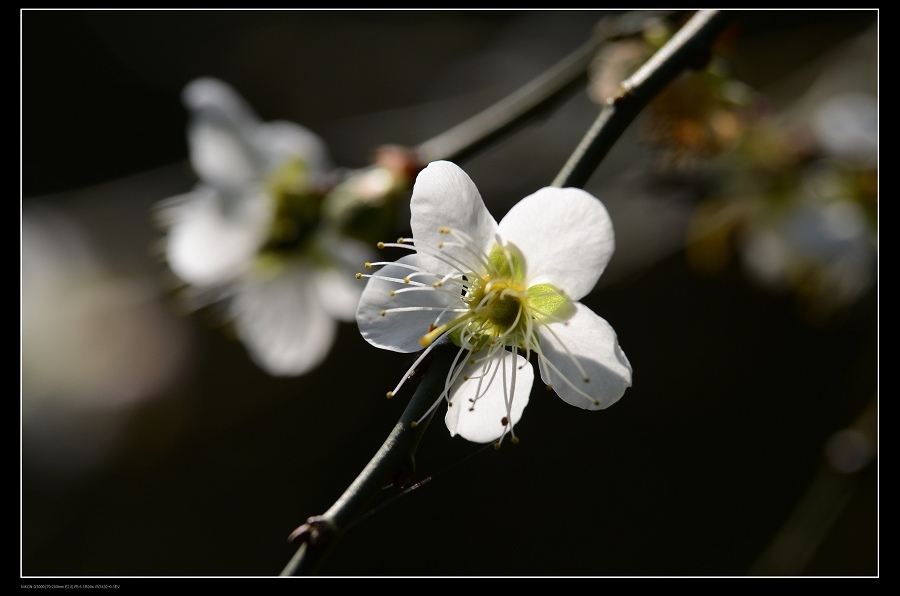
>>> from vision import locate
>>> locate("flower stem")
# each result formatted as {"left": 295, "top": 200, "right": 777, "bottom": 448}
{"left": 414, "top": 10, "right": 678, "bottom": 166}
{"left": 551, "top": 9, "right": 735, "bottom": 189}
{"left": 280, "top": 341, "right": 457, "bottom": 576}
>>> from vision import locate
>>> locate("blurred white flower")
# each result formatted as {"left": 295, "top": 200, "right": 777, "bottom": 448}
{"left": 741, "top": 89, "right": 877, "bottom": 319}
{"left": 356, "top": 161, "right": 632, "bottom": 444}
{"left": 687, "top": 81, "right": 877, "bottom": 322}
{"left": 811, "top": 92, "right": 877, "bottom": 166}
{"left": 740, "top": 186, "right": 876, "bottom": 317}
{"left": 157, "top": 78, "right": 373, "bottom": 376}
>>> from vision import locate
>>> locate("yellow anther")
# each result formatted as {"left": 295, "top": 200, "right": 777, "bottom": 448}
{"left": 389, "top": 290, "right": 395, "bottom": 296}
{"left": 397, "top": 237, "right": 405, "bottom": 243}
{"left": 364, "top": 262, "right": 372, "bottom": 268}
{"left": 386, "top": 391, "right": 393, "bottom": 398}
{"left": 511, "top": 436, "right": 520, "bottom": 445}
{"left": 410, "top": 420, "right": 419, "bottom": 428}
{"left": 593, "top": 399, "right": 600, "bottom": 406}
{"left": 377, "top": 241, "right": 385, "bottom": 249}
{"left": 584, "top": 377, "right": 590, "bottom": 383}
{"left": 438, "top": 241, "right": 444, "bottom": 248}
{"left": 439, "top": 227, "right": 451, "bottom": 233}
{"left": 403, "top": 277, "right": 410, "bottom": 284}
{"left": 355, "top": 273, "right": 363, "bottom": 279}
{"left": 380, "top": 310, "right": 386, "bottom": 316}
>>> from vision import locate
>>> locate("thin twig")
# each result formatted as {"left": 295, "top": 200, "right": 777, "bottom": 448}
{"left": 552, "top": 9, "right": 735, "bottom": 189}
{"left": 281, "top": 13, "right": 675, "bottom": 577}
{"left": 280, "top": 10, "right": 728, "bottom": 577}
{"left": 280, "top": 341, "right": 457, "bottom": 576}
{"left": 415, "top": 10, "right": 677, "bottom": 165}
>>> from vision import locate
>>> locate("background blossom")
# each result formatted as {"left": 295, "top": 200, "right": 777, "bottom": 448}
{"left": 157, "top": 77, "right": 373, "bottom": 376}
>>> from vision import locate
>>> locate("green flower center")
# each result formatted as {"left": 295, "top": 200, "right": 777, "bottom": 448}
{"left": 262, "top": 157, "right": 324, "bottom": 253}
{"left": 462, "top": 276, "right": 529, "bottom": 349}
{"left": 477, "top": 280, "right": 523, "bottom": 329}
{"left": 420, "top": 241, "right": 575, "bottom": 352}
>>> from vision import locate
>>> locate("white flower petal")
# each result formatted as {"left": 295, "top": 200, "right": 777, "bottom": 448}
{"left": 812, "top": 92, "right": 878, "bottom": 163}
{"left": 311, "top": 231, "right": 376, "bottom": 321}
{"left": 499, "top": 187, "right": 615, "bottom": 300}
{"left": 183, "top": 78, "right": 260, "bottom": 131}
{"left": 356, "top": 254, "right": 458, "bottom": 353}
{"left": 254, "top": 120, "right": 333, "bottom": 178}
{"left": 183, "top": 78, "right": 264, "bottom": 190}
{"left": 536, "top": 302, "right": 631, "bottom": 410}
{"left": 445, "top": 349, "right": 533, "bottom": 444}
{"left": 230, "top": 259, "right": 336, "bottom": 376}
{"left": 410, "top": 161, "right": 498, "bottom": 272}
{"left": 314, "top": 264, "right": 365, "bottom": 323}
{"left": 164, "top": 185, "right": 271, "bottom": 287}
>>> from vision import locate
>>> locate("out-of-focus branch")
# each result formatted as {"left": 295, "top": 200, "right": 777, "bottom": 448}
{"left": 414, "top": 10, "right": 677, "bottom": 166}
{"left": 552, "top": 9, "right": 735, "bottom": 189}
{"left": 749, "top": 395, "right": 877, "bottom": 575}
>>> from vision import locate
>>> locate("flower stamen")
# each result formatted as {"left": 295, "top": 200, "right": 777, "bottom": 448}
{"left": 357, "top": 162, "right": 630, "bottom": 443}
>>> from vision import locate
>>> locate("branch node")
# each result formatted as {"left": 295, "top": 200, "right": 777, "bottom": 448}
{"left": 288, "top": 516, "right": 337, "bottom": 547}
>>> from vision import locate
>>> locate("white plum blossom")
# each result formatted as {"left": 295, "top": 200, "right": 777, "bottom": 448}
{"left": 356, "top": 161, "right": 632, "bottom": 444}
{"left": 157, "top": 77, "right": 372, "bottom": 376}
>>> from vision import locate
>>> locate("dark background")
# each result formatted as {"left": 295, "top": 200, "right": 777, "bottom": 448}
{"left": 22, "top": 10, "right": 877, "bottom": 578}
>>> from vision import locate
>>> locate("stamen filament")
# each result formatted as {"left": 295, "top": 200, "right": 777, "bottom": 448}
{"left": 387, "top": 338, "right": 443, "bottom": 399}
{"left": 536, "top": 321, "right": 591, "bottom": 382}
{"left": 414, "top": 342, "right": 470, "bottom": 428}
{"left": 441, "top": 227, "right": 493, "bottom": 273}
{"left": 420, "top": 312, "right": 475, "bottom": 347}
{"left": 533, "top": 344, "right": 598, "bottom": 406}
{"left": 365, "top": 273, "right": 428, "bottom": 287}
{"left": 382, "top": 306, "right": 469, "bottom": 314}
